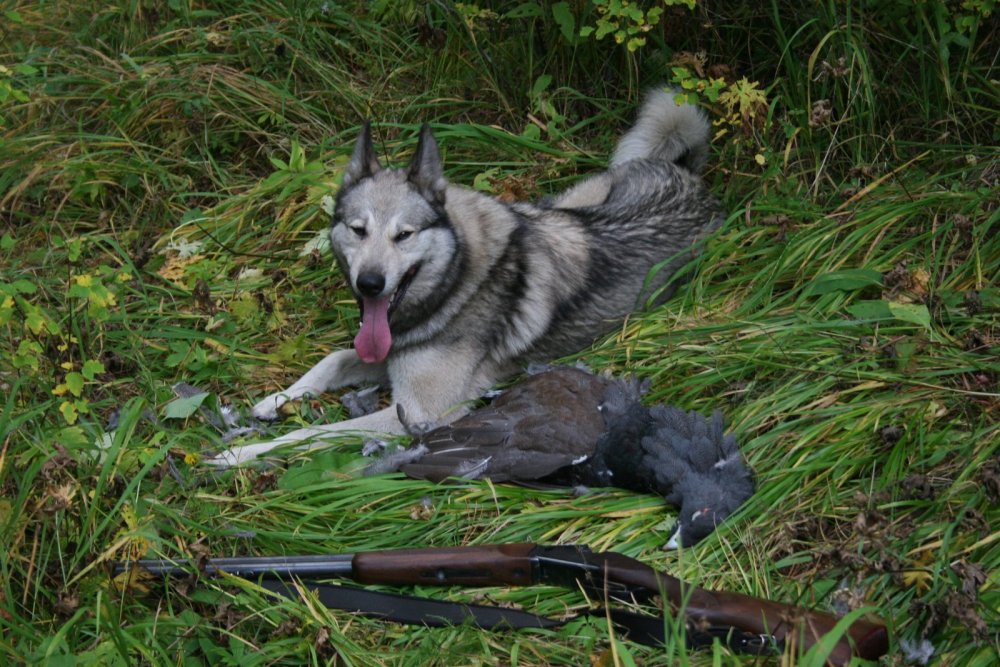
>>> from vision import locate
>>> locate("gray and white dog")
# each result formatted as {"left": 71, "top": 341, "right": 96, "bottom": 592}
{"left": 210, "top": 89, "right": 724, "bottom": 466}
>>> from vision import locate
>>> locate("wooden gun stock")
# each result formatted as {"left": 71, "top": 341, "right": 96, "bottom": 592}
{"left": 598, "top": 551, "right": 888, "bottom": 665}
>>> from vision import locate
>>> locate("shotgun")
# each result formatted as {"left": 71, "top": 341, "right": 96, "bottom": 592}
{"left": 116, "top": 543, "right": 888, "bottom": 665}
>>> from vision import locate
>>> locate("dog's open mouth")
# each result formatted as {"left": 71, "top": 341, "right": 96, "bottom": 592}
{"left": 354, "top": 263, "right": 420, "bottom": 364}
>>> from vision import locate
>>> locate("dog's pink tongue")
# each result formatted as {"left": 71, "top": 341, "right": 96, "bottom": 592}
{"left": 355, "top": 297, "right": 392, "bottom": 363}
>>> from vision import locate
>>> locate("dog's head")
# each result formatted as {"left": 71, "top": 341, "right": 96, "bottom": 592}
{"left": 330, "top": 123, "right": 459, "bottom": 364}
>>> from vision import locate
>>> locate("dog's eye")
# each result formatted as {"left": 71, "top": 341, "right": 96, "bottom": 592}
{"left": 394, "top": 230, "right": 414, "bottom": 242}
{"left": 350, "top": 225, "right": 366, "bottom": 238}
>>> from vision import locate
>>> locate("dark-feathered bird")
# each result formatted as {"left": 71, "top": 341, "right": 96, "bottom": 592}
{"left": 369, "top": 366, "right": 754, "bottom": 547}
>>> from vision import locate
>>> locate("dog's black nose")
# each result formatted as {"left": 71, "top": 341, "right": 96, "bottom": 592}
{"left": 356, "top": 271, "right": 386, "bottom": 297}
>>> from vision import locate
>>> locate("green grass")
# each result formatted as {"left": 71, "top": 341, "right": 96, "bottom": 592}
{"left": 1, "top": 1, "right": 998, "bottom": 665}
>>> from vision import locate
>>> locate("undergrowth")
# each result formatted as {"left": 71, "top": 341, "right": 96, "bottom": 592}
{"left": 1, "top": 1, "right": 997, "bottom": 665}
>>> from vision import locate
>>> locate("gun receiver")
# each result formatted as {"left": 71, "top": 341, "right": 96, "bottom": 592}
{"left": 120, "top": 542, "right": 888, "bottom": 665}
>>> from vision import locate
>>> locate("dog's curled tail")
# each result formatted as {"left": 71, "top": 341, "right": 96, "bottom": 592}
{"left": 610, "top": 88, "right": 711, "bottom": 172}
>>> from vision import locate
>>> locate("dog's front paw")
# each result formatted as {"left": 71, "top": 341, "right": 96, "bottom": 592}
{"left": 252, "top": 392, "right": 294, "bottom": 421}
{"left": 204, "top": 441, "right": 278, "bottom": 468}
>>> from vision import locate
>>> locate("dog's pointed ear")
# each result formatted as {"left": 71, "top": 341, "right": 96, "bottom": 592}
{"left": 407, "top": 123, "right": 447, "bottom": 205}
{"left": 342, "top": 121, "right": 381, "bottom": 189}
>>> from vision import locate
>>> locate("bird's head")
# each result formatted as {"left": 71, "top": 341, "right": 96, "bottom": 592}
{"left": 663, "top": 474, "right": 750, "bottom": 549}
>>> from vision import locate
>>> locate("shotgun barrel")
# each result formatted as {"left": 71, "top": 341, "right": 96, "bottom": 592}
{"left": 119, "top": 553, "right": 355, "bottom": 578}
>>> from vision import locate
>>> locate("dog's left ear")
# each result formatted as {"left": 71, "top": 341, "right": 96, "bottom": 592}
{"left": 407, "top": 123, "right": 447, "bottom": 206}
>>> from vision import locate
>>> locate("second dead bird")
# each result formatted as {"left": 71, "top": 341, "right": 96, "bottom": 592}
{"left": 367, "top": 366, "right": 754, "bottom": 547}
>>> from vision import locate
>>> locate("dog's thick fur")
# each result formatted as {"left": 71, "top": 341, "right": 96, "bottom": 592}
{"left": 210, "top": 89, "right": 724, "bottom": 466}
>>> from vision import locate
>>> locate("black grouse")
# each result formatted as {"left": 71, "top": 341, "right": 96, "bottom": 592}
{"left": 370, "top": 366, "right": 754, "bottom": 547}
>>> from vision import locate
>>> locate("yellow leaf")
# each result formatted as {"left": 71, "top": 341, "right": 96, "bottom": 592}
{"left": 60, "top": 361, "right": 74, "bottom": 370}
{"left": 59, "top": 400, "right": 79, "bottom": 424}
{"left": 122, "top": 503, "right": 139, "bottom": 530}
{"left": 74, "top": 274, "right": 93, "bottom": 288}
{"left": 902, "top": 569, "right": 932, "bottom": 592}
{"left": 204, "top": 338, "right": 229, "bottom": 354}
{"left": 157, "top": 254, "right": 202, "bottom": 284}
{"left": 755, "top": 153, "right": 767, "bottom": 165}
{"left": 52, "top": 383, "right": 69, "bottom": 396}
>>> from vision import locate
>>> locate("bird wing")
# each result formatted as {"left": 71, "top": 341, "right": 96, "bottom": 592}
{"left": 401, "top": 367, "right": 611, "bottom": 483}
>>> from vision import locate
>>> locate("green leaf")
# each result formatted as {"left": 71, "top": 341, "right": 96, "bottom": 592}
{"left": 81, "top": 359, "right": 105, "bottom": 380}
{"left": 847, "top": 300, "right": 932, "bottom": 330}
{"left": 505, "top": 2, "right": 543, "bottom": 19}
{"left": 887, "top": 302, "right": 932, "bottom": 330}
{"left": 806, "top": 268, "right": 883, "bottom": 295}
{"left": 11, "top": 279, "right": 36, "bottom": 293}
{"left": 57, "top": 426, "right": 90, "bottom": 448}
{"left": 595, "top": 19, "right": 617, "bottom": 40}
{"left": 0, "top": 234, "right": 13, "bottom": 251}
{"left": 25, "top": 308, "right": 47, "bottom": 334}
{"left": 278, "top": 451, "right": 367, "bottom": 491}
{"left": 13, "top": 339, "right": 42, "bottom": 370}
{"left": 473, "top": 168, "right": 498, "bottom": 192}
{"left": 269, "top": 334, "right": 309, "bottom": 366}
{"left": 66, "top": 237, "right": 84, "bottom": 262}
{"left": 163, "top": 392, "right": 210, "bottom": 419}
{"left": 847, "top": 300, "right": 894, "bottom": 320}
{"left": 65, "top": 372, "right": 85, "bottom": 397}
{"left": 228, "top": 292, "right": 260, "bottom": 322}
{"left": 551, "top": 2, "right": 576, "bottom": 43}
{"left": 165, "top": 342, "right": 190, "bottom": 367}
{"left": 530, "top": 74, "right": 552, "bottom": 98}
{"left": 277, "top": 464, "right": 328, "bottom": 491}
{"left": 626, "top": 36, "right": 646, "bottom": 52}
{"left": 180, "top": 208, "right": 205, "bottom": 224}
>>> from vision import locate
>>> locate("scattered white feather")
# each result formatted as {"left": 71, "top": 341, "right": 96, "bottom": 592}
{"left": 320, "top": 194, "right": 335, "bottom": 216}
{"left": 900, "top": 638, "right": 935, "bottom": 665}
{"left": 164, "top": 239, "right": 204, "bottom": 258}
{"left": 361, "top": 438, "right": 390, "bottom": 457}
{"left": 299, "top": 231, "right": 331, "bottom": 256}
{"left": 713, "top": 453, "right": 738, "bottom": 469}
{"left": 219, "top": 404, "right": 240, "bottom": 427}
{"left": 91, "top": 432, "right": 114, "bottom": 464}
{"left": 236, "top": 266, "right": 264, "bottom": 281}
